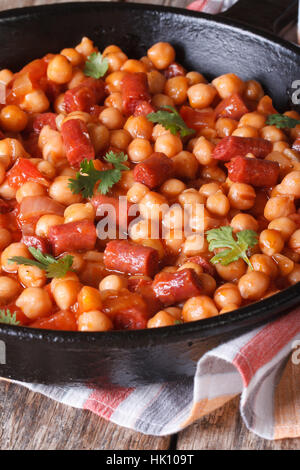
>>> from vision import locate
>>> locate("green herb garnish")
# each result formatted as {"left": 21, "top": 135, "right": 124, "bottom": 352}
{"left": 147, "top": 105, "right": 195, "bottom": 138}
{"left": 84, "top": 52, "right": 108, "bottom": 79}
{"left": 206, "top": 226, "right": 258, "bottom": 269}
{"left": 266, "top": 114, "right": 300, "bottom": 129}
{"left": 0, "top": 309, "right": 19, "bottom": 326}
{"left": 68, "top": 152, "right": 128, "bottom": 198}
{"left": 8, "top": 247, "right": 74, "bottom": 279}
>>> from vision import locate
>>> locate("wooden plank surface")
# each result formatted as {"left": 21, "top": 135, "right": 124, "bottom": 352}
{"left": 0, "top": 0, "right": 299, "bottom": 451}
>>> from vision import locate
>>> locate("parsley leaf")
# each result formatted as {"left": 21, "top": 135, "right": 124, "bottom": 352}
{"left": 266, "top": 114, "right": 300, "bottom": 129}
{"left": 147, "top": 105, "right": 195, "bottom": 138}
{"left": 0, "top": 309, "right": 20, "bottom": 326}
{"left": 206, "top": 226, "right": 258, "bottom": 269}
{"left": 8, "top": 247, "right": 74, "bottom": 279}
{"left": 68, "top": 152, "right": 128, "bottom": 197}
{"left": 84, "top": 52, "right": 108, "bottom": 79}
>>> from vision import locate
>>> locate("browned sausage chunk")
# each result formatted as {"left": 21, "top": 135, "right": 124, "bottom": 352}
{"left": 133, "top": 152, "right": 174, "bottom": 189}
{"left": 104, "top": 240, "right": 159, "bottom": 277}
{"left": 152, "top": 268, "right": 203, "bottom": 306}
{"left": 226, "top": 156, "right": 280, "bottom": 187}
{"left": 213, "top": 136, "right": 272, "bottom": 161}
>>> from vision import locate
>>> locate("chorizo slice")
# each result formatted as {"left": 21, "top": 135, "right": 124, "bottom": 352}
{"left": 152, "top": 268, "right": 203, "bottom": 306}
{"left": 104, "top": 240, "right": 159, "bottom": 277}
{"left": 121, "top": 72, "right": 151, "bottom": 115}
{"left": 61, "top": 118, "right": 95, "bottom": 168}
{"left": 215, "top": 93, "right": 249, "bottom": 120}
{"left": 213, "top": 136, "right": 272, "bottom": 161}
{"left": 49, "top": 219, "right": 97, "bottom": 256}
{"left": 226, "top": 156, "right": 280, "bottom": 187}
{"left": 133, "top": 152, "right": 174, "bottom": 189}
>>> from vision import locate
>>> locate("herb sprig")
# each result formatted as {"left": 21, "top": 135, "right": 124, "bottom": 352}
{"left": 0, "top": 309, "right": 19, "bottom": 326}
{"left": 8, "top": 247, "right": 74, "bottom": 279}
{"left": 206, "top": 226, "right": 258, "bottom": 269}
{"left": 68, "top": 152, "right": 128, "bottom": 198}
{"left": 147, "top": 105, "right": 195, "bottom": 138}
{"left": 266, "top": 114, "right": 300, "bottom": 129}
{"left": 84, "top": 52, "right": 108, "bottom": 79}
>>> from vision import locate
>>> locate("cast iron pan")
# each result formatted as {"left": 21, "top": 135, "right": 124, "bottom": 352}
{"left": 0, "top": 1, "right": 299, "bottom": 386}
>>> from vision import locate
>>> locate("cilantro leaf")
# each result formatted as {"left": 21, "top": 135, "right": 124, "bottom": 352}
{"left": 84, "top": 52, "right": 108, "bottom": 79}
{"left": 0, "top": 309, "right": 20, "bottom": 326}
{"left": 266, "top": 114, "right": 300, "bottom": 129}
{"left": 8, "top": 247, "right": 74, "bottom": 279}
{"left": 68, "top": 152, "right": 128, "bottom": 197}
{"left": 206, "top": 226, "right": 258, "bottom": 269}
{"left": 147, "top": 106, "right": 195, "bottom": 138}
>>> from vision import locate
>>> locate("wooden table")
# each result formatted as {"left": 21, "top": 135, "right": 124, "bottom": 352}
{"left": 0, "top": 0, "right": 299, "bottom": 450}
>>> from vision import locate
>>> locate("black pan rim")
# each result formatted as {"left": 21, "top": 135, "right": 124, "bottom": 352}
{"left": 0, "top": 1, "right": 299, "bottom": 345}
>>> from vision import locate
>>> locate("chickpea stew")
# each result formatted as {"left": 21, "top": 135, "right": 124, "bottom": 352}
{"left": 0, "top": 37, "right": 299, "bottom": 332}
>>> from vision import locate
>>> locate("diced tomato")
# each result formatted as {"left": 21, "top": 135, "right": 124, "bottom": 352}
{"left": 77, "top": 286, "right": 102, "bottom": 313}
{"left": 180, "top": 105, "right": 215, "bottom": 131}
{"left": 134, "top": 100, "right": 156, "bottom": 116}
{"left": 215, "top": 93, "right": 249, "bottom": 120}
{"left": 103, "top": 291, "right": 150, "bottom": 330}
{"left": 6, "top": 158, "right": 49, "bottom": 189}
{"left": 22, "top": 234, "right": 50, "bottom": 254}
{"left": 61, "top": 119, "right": 95, "bottom": 168}
{"left": 6, "top": 59, "right": 48, "bottom": 105}
{"left": 30, "top": 310, "right": 77, "bottom": 331}
{"left": 163, "top": 62, "right": 186, "bottom": 79}
{"left": 32, "top": 112, "right": 57, "bottom": 134}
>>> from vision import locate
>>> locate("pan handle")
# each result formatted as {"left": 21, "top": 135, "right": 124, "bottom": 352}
{"left": 220, "top": 0, "right": 298, "bottom": 35}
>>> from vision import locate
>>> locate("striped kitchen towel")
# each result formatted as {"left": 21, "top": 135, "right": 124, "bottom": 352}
{"left": 11, "top": 308, "right": 300, "bottom": 439}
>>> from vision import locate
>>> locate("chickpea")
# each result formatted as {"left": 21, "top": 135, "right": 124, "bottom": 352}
{"left": 277, "top": 171, "right": 300, "bottom": 198}
{"left": 52, "top": 279, "right": 81, "bottom": 310}
{"left": 0, "top": 162, "right": 6, "bottom": 186}
{"left": 99, "top": 275, "right": 128, "bottom": 292}
{"left": 0, "top": 138, "right": 27, "bottom": 168}
{"left": 139, "top": 191, "right": 169, "bottom": 221}
{"left": 39, "top": 126, "right": 66, "bottom": 165}
{"left": 75, "top": 37, "right": 96, "bottom": 57}
{"left": 216, "top": 258, "right": 247, "bottom": 282}
{"left": 147, "top": 311, "right": 177, "bottom": 328}
{"left": 18, "top": 265, "right": 46, "bottom": 288}
{"left": 259, "top": 229, "right": 284, "bottom": 256}
{"left": 206, "top": 190, "right": 230, "bottom": 217}
{"left": 128, "top": 138, "right": 153, "bottom": 162}
{"left": 162, "top": 204, "right": 185, "bottom": 231}
{"left": 287, "top": 263, "right": 300, "bottom": 285}
{"left": 201, "top": 165, "right": 226, "bottom": 183}
{"left": 16, "top": 182, "right": 46, "bottom": 204}
{"left": 47, "top": 54, "right": 73, "bottom": 84}
{"left": 103, "top": 45, "right": 122, "bottom": 56}
{"left": 99, "top": 107, "right": 125, "bottom": 130}
{"left": 0, "top": 105, "right": 28, "bottom": 132}
{"left": 147, "top": 70, "right": 166, "bottom": 94}
{"left": 64, "top": 203, "right": 95, "bottom": 224}
{"left": 182, "top": 296, "right": 218, "bottom": 322}
{"left": 124, "top": 115, "right": 153, "bottom": 140}
{"left": 264, "top": 196, "right": 295, "bottom": 222}
{"left": 121, "top": 59, "right": 148, "bottom": 74}
{"left": 212, "top": 73, "right": 245, "bottom": 99}
{"left": 164, "top": 306, "right": 182, "bottom": 320}
{"left": 178, "top": 189, "right": 205, "bottom": 208}
{"left": 172, "top": 151, "right": 199, "bottom": 180}
{"left": 105, "top": 71, "right": 128, "bottom": 93}
{"left": 127, "top": 182, "right": 149, "bottom": 204}
{"left": 214, "top": 283, "right": 242, "bottom": 309}
{"left": 244, "top": 80, "right": 264, "bottom": 101}
{"left": 230, "top": 213, "right": 258, "bottom": 233}
{"left": 37, "top": 160, "right": 56, "bottom": 180}
{"left": 197, "top": 273, "right": 216, "bottom": 296}
{"left": 36, "top": 215, "right": 64, "bottom": 238}
{"left": 86, "top": 123, "right": 110, "bottom": 154}
{"left": 155, "top": 133, "right": 183, "bottom": 158}
{"left": 165, "top": 77, "right": 188, "bottom": 105}
{"left": 239, "top": 112, "right": 266, "bottom": 129}
{"left": 232, "top": 126, "right": 259, "bottom": 138}
{"left": 268, "top": 217, "right": 297, "bottom": 241}
{"left": 249, "top": 254, "right": 278, "bottom": 278}
{"left": 61, "top": 48, "right": 83, "bottom": 66}
{"left": 0, "top": 276, "right": 21, "bottom": 305}
{"left": 193, "top": 136, "right": 215, "bottom": 165}
{"left": 228, "top": 183, "right": 256, "bottom": 210}
{"left": 289, "top": 229, "right": 300, "bottom": 254}
{"left": 141, "top": 239, "right": 165, "bottom": 260}
{"left": 160, "top": 179, "right": 186, "bottom": 200}
{"left": 187, "top": 83, "right": 217, "bottom": 109}
{"left": 1, "top": 243, "right": 30, "bottom": 273}
{"left": 129, "top": 218, "right": 155, "bottom": 242}
{"left": 216, "top": 118, "right": 238, "bottom": 137}
{"left": 238, "top": 271, "right": 270, "bottom": 300}
{"left": 78, "top": 310, "right": 113, "bottom": 332}
{"left": 147, "top": 42, "right": 175, "bottom": 70}
{"left": 186, "top": 71, "right": 207, "bottom": 86}
{"left": 110, "top": 129, "right": 132, "bottom": 150}
{"left": 178, "top": 262, "right": 203, "bottom": 277}
{"left": 182, "top": 234, "right": 207, "bottom": 256}
{"left": 0, "top": 69, "right": 13, "bottom": 85}
{"left": 22, "top": 89, "right": 49, "bottom": 113}
{"left": 16, "top": 287, "right": 52, "bottom": 319}
{"left": 266, "top": 151, "right": 293, "bottom": 178}
{"left": 272, "top": 253, "right": 294, "bottom": 276}
{"left": 49, "top": 176, "right": 82, "bottom": 205}
{"left": 105, "top": 92, "right": 123, "bottom": 112}
{"left": 198, "top": 182, "right": 221, "bottom": 199}
{"left": 260, "top": 125, "right": 287, "bottom": 143}
{"left": 106, "top": 52, "right": 128, "bottom": 73}
{"left": 164, "top": 228, "right": 185, "bottom": 253}
{"left": 152, "top": 93, "right": 174, "bottom": 109}
{"left": 0, "top": 228, "right": 11, "bottom": 252}
{"left": 0, "top": 179, "right": 16, "bottom": 200}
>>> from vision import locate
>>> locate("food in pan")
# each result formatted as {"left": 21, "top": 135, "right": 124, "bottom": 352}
{"left": 0, "top": 37, "right": 299, "bottom": 332}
